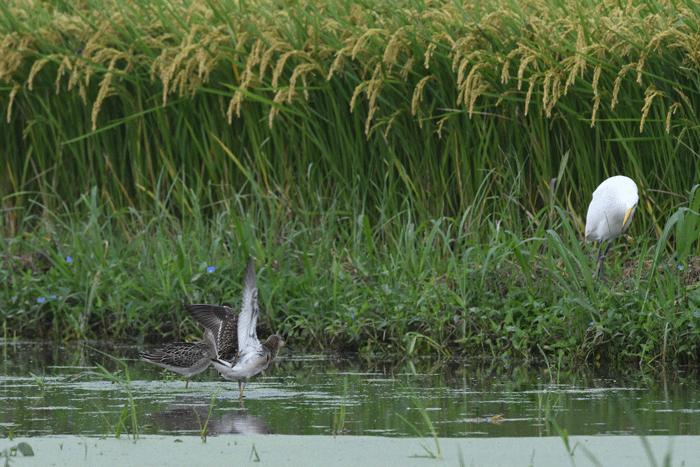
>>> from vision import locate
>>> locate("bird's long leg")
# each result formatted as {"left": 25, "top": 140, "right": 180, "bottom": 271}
{"left": 238, "top": 380, "right": 246, "bottom": 400}
{"left": 596, "top": 241, "right": 612, "bottom": 286}
{"left": 185, "top": 377, "right": 190, "bottom": 389}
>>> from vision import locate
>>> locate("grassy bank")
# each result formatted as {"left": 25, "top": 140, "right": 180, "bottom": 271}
{"left": 2, "top": 0, "right": 700, "bottom": 364}
{"left": 3, "top": 180, "right": 700, "bottom": 365}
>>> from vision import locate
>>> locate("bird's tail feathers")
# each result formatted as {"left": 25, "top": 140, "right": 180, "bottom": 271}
{"left": 211, "top": 357, "right": 231, "bottom": 366}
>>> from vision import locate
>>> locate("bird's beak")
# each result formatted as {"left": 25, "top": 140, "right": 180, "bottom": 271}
{"left": 622, "top": 205, "right": 636, "bottom": 229}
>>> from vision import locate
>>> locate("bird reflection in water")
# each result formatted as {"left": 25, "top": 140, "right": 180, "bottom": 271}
{"left": 144, "top": 400, "right": 271, "bottom": 435}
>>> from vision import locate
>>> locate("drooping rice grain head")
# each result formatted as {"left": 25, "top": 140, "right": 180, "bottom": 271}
{"left": 640, "top": 85, "right": 665, "bottom": 133}
{"left": 6, "top": 83, "right": 21, "bottom": 123}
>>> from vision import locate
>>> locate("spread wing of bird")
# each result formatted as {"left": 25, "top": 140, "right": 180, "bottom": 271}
{"left": 237, "top": 257, "right": 262, "bottom": 357}
{"left": 185, "top": 304, "right": 239, "bottom": 361}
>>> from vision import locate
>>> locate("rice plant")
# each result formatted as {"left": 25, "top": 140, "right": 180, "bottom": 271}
{"left": 1, "top": 0, "right": 700, "bottom": 364}
{"left": 2, "top": 0, "right": 699, "bottom": 230}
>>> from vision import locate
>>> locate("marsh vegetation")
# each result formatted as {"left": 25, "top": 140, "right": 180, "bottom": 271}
{"left": 2, "top": 0, "right": 700, "bottom": 364}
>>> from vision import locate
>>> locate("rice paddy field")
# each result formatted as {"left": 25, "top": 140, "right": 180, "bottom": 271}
{"left": 2, "top": 0, "right": 700, "bottom": 366}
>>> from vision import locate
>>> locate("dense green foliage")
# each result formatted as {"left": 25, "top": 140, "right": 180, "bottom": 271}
{"left": 2, "top": 0, "right": 700, "bottom": 365}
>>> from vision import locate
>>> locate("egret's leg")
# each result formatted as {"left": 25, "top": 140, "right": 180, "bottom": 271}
{"left": 238, "top": 380, "right": 247, "bottom": 399}
{"left": 185, "top": 377, "right": 190, "bottom": 390}
{"left": 596, "top": 241, "right": 612, "bottom": 285}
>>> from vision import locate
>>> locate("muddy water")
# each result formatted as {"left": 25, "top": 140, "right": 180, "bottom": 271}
{"left": 1, "top": 342, "right": 699, "bottom": 438}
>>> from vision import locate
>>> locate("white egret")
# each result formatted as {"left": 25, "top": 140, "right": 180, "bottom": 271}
{"left": 585, "top": 175, "right": 639, "bottom": 284}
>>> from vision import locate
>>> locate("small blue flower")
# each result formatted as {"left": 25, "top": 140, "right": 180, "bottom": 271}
{"left": 351, "top": 313, "right": 355, "bottom": 319}
{"left": 38, "top": 298, "right": 46, "bottom": 303}
{"left": 694, "top": 311, "right": 698, "bottom": 316}
{"left": 678, "top": 265, "right": 684, "bottom": 270}
{"left": 590, "top": 321, "right": 594, "bottom": 326}
{"left": 51, "top": 295, "right": 56, "bottom": 299}
{"left": 207, "top": 266, "right": 215, "bottom": 273}
{"left": 66, "top": 256, "right": 72, "bottom": 263}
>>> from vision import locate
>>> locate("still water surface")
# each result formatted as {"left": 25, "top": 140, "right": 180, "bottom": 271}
{"left": 1, "top": 342, "right": 699, "bottom": 438}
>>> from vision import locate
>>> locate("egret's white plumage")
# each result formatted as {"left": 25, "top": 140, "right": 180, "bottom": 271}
{"left": 585, "top": 175, "right": 639, "bottom": 283}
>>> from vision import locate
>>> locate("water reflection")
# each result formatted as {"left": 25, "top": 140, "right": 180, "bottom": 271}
{"left": 1, "top": 341, "right": 699, "bottom": 438}
{"left": 145, "top": 400, "right": 271, "bottom": 435}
